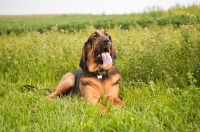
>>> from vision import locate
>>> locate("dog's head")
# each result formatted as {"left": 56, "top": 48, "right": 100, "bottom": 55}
{"left": 79, "top": 29, "right": 116, "bottom": 71}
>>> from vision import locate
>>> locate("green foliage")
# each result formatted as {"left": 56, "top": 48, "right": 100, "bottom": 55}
{"left": 0, "top": 4, "right": 200, "bottom": 34}
{"left": 0, "top": 27, "right": 84, "bottom": 86}
{"left": 110, "top": 14, "right": 200, "bottom": 88}
{"left": 0, "top": 4, "right": 200, "bottom": 131}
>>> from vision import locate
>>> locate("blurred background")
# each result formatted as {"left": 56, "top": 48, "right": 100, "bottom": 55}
{"left": 0, "top": 0, "right": 199, "bottom": 15}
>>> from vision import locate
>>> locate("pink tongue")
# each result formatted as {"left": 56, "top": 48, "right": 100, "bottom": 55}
{"left": 101, "top": 52, "right": 112, "bottom": 66}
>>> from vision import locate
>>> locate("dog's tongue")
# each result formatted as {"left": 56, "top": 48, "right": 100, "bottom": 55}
{"left": 101, "top": 52, "right": 112, "bottom": 66}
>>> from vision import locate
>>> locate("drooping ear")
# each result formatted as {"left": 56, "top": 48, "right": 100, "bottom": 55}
{"left": 79, "top": 41, "right": 88, "bottom": 71}
{"left": 109, "top": 35, "right": 117, "bottom": 60}
{"left": 111, "top": 45, "right": 116, "bottom": 60}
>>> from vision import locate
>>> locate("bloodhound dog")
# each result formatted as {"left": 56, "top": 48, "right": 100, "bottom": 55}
{"left": 48, "top": 29, "right": 123, "bottom": 112}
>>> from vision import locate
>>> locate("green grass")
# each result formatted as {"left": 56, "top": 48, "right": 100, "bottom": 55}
{"left": 0, "top": 4, "right": 200, "bottom": 34}
{"left": 1, "top": 83, "right": 199, "bottom": 131}
{"left": 0, "top": 14, "right": 200, "bottom": 131}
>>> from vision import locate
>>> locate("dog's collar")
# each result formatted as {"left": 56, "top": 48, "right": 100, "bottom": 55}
{"left": 94, "top": 68, "right": 106, "bottom": 80}
{"left": 93, "top": 63, "right": 116, "bottom": 79}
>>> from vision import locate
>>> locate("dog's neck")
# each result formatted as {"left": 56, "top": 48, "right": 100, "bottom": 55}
{"left": 86, "top": 57, "right": 113, "bottom": 73}
{"left": 94, "top": 68, "right": 106, "bottom": 79}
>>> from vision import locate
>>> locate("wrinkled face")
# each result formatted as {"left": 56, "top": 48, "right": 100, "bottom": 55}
{"left": 88, "top": 29, "right": 113, "bottom": 63}
{"left": 79, "top": 29, "right": 116, "bottom": 71}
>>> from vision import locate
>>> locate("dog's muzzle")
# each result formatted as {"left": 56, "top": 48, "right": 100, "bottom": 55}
{"left": 95, "top": 37, "right": 111, "bottom": 63}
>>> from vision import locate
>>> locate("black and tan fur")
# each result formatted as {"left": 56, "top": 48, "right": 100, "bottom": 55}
{"left": 48, "top": 29, "right": 123, "bottom": 112}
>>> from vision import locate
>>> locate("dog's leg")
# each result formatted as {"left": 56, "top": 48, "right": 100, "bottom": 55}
{"left": 47, "top": 72, "right": 75, "bottom": 99}
{"left": 90, "top": 98, "right": 107, "bottom": 113}
{"left": 80, "top": 85, "right": 107, "bottom": 113}
{"left": 106, "top": 96, "right": 124, "bottom": 105}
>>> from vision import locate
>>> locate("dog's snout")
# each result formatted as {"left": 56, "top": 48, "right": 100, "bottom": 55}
{"left": 102, "top": 37, "right": 110, "bottom": 43}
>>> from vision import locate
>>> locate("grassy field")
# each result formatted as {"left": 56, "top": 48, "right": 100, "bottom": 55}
{"left": 0, "top": 6, "right": 200, "bottom": 132}
{"left": 0, "top": 4, "right": 200, "bottom": 34}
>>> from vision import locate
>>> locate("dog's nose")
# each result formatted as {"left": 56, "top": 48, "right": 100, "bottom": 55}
{"left": 102, "top": 37, "right": 110, "bottom": 43}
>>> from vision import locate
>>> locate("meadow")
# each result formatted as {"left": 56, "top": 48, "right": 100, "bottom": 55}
{"left": 1, "top": 4, "right": 200, "bottom": 34}
{"left": 0, "top": 4, "right": 200, "bottom": 132}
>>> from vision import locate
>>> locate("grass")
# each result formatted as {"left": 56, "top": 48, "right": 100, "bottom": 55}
{"left": 0, "top": 14, "right": 200, "bottom": 131}
{"left": 0, "top": 4, "right": 200, "bottom": 34}
{"left": 0, "top": 81, "right": 199, "bottom": 131}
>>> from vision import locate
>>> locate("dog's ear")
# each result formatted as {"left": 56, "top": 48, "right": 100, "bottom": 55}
{"left": 79, "top": 42, "right": 87, "bottom": 71}
{"left": 111, "top": 45, "right": 116, "bottom": 60}
{"left": 109, "top": 35, "right": 117, "bottom": 60}
{"left": 79, "top": 41, "right": 88, "bottom": 71}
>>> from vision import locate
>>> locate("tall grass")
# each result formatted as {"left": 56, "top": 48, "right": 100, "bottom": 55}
{"left": 0, "top": 14, "right": 200, "bottom": 131}
{"left": 111, "top": 13, "right": 200, "bottom": 88}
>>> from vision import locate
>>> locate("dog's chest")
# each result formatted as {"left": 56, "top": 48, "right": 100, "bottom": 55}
{"left": 80, "top": 67, "right": 120, "bottom": 94}
{"left": 89, "top": 73, "right": 120, "bottom": 93}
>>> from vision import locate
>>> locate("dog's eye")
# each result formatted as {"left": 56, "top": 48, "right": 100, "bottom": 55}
{"left": 94, "top": 33, "right": 98, "bottom": 38}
